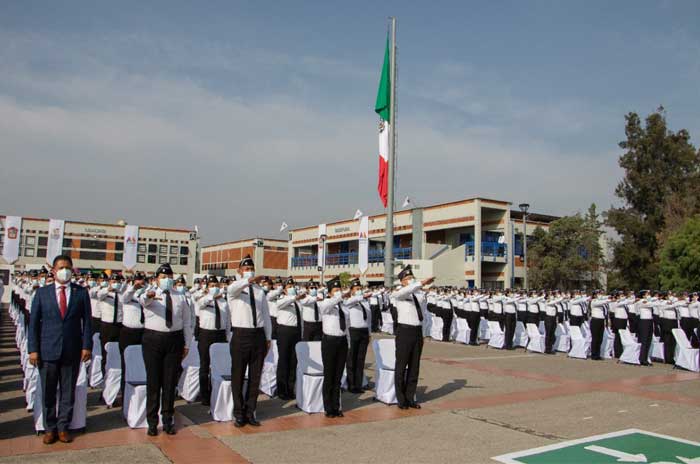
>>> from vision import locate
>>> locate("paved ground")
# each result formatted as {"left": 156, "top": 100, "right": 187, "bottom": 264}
{"left": 1, "top": 307, "right": 698, "bottom": 463}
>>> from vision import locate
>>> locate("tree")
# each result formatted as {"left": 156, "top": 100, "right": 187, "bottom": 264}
{"left": 659, "top": 215, "right": 700, "bottom": 292}
{"left": 606, "top": 108, "right": 700, "bottom": 289}
{"left": 338, "top": 272, "right": 352, "bottom": 288}
{"left": 527, "top": 205, "right": 604, "bottom": 290}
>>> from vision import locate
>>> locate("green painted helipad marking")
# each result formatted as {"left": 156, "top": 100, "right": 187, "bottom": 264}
{"left": 493, "top": 429, "right": 700, "bottom": 464}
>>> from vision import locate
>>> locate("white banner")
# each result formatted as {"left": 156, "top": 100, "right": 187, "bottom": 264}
{"left": 317, "top": 223, "right": 327, "bottom": 270}
{"left": 2, "top": 216, "right": 22, "bottom": 264}
{"left": 358, "top": 216, "right": 369, "bottom": 274}
{"left": 46, "top": 219, "right": 65, "bottom": 266}
{"left": 123, "top": 225, "right": 139, "bottom": 270}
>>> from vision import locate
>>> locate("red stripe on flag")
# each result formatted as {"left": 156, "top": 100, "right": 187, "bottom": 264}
{"left": 378, "top": 155, "right": 388, "bottom": 208}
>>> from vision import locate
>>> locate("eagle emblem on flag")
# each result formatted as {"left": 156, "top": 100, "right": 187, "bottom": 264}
{"left": 7, "top": 227, "right": 18, "bottom": 240}
{"left": 126, "top": 236, "right": 137, "bottom": 245}
{"left": 50, "top": 228, "right": 61, "bottom": 240}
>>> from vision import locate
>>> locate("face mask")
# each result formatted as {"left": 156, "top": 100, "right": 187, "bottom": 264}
{"left": 100, "top": 281, "right": 109, "bottom": 288}
{"left": 262, "top": 285, "right": 270, "bottom": 293}
{"left": 88, "top": 280, "right": 96, "bottom": 287}
{"left": 159, "top": 278, "right": 173, "bottom": 291}
{"left": 242, "top": 271, "right": 255, "bottom": 280}
{"left": 208, "top": 287, "right": 219, "bottom": 296}
{"left": 333, "top": 291, "right": 343, "bottom": 299}
{"left": 32, "top": 279, "right": 39, "bottom": 286}
{"left": 111, "top": 282, "right": 121, "bottom": 290}
{"left": 39, "top": 278, "right": 46, "bottom": 286}
{"left": 407, "top": 279, "right": 416, "bottom": 286}
{"left": 56, "top": 268, "right": 72, "bottom": 283}
{"left": 309, "top": 289, "right": 318, "bottom": 297}
{"left": 287, "top": 287, "right": 297, "bottom": 296}
{"left": 135, "top": 288, "right": 145, "bottom": 297}
{"left": 353, "top": 290, "right": 363, "bottom": 297}
{"left": 175, "top": 285, "right": 185, "bottom": 294}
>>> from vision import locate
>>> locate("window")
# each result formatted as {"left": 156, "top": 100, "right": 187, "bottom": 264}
{"left": 158, "top": 256, "right": 167, "bottom": 264}
{"left": 79, "top": 251, "right": 105, "bottom": 260}
{"left": 137, "top": 254, "right": 145, "bottom": 263}
{"left": 169, "top": 257, "right": 178, "bottom": 265}
{"left": 138, "top": 244, "right": 147, "bottom": 253}
{"left": 37, "top": 248, "right": 47, "bottom": 258}
{"left": 114, "top": 253, "right": 123, "bottom": 262}
{"left": 25, "top": 248, "right": 35, "bottom": 257}
{"left": 180, "top": 246, "right": 189, "bottom": 255}
{"left": 159, "top": 245, "right": 167, "bottom": 254}
{"left": 148, "top": 244, "right": 157, "bottom": 254}
{"left": 180, "top": 257, "right": 188, "bottom": 266}
{"left": 81, "top": 239, "right": 107, "bottom": 250}
{"left": 62, "top": 238, "right": 72, "bottom": 248}
{"left": 148, "top": 255, "right": 156, "bottom": 264}
{"left": 25, "top": 236, "right": 35, "bottom": 246}
{"left": 38, "top": 236, "right": 48, "bottom": 246}
{"left": 115, "top": 241, "right": 124, "bottom": 251}
{"left": 169, "top": 246, "right": 178, "bottom": 255}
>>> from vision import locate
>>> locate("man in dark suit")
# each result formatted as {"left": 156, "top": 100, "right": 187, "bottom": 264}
{"left": 28, "top": 254, "right": 92, "bottom": 445}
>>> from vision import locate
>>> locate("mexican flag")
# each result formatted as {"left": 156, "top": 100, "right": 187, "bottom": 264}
{"left": 374, "top": 38, "right": 391, "bottom": 208}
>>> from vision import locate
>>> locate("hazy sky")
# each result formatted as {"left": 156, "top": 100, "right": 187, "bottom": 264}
{"left": 2, "top": 1, "right": 699, "bottom": 244}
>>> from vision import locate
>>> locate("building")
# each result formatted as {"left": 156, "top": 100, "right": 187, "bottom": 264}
{"left": 288, "top": 197, "right": 558, "bottom": 289}
{"left": 201, "top": 238, "right": 288, "bottom": 278}
{"left": 0, "top": 216, "right": 199, "bottom": 283}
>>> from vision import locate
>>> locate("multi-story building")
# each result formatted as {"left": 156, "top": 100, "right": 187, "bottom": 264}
{"left": 201, "top": 238, "right": 288, "bottom": 278}
{"left": 288, "top": 197, "right": 558, "bottom": 289}
{"left": 0, "top": 216, "right": 199, "bottom": 284}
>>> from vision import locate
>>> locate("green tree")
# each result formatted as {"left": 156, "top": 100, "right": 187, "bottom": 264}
{"left": 606, "top": 108, "right": 700, "bottom": 289}
{"left": 528, "top": 205, "right": 604, "bottom": 290}
{"left": 659, "top": 215, "right": 700, "bottom": 291}
{"left": 338, "top": 272, "right": 352, "bottom": 288}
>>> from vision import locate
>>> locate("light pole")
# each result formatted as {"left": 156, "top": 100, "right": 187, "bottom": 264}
{"left": 519, "top": 203, "right": 530, "bottom": 291}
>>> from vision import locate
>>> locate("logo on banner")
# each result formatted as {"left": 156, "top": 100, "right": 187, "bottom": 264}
{"left": 359, "top": 231, "right": 367, "bottom": 239}
{"left": 126, "top": 236, "right": 137, "bottom": 245}
{"left": 7, "top": 227, "right": 18, "bottom": 240}
{"left": 50, "top": 228, "right": 61, "bottom": 240}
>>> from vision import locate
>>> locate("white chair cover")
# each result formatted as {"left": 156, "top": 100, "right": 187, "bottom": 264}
{"left": 487, "top": 321, "right": 505, "bottom": 349}
{"left": 478, "top": 317, "right": 491, "bottom": 341}
{"left": 102, "top": 341, "right": 121, "bottom": 407}
{"left": 295, "top": 341, "right": 326, "bottom": 414}
{"left": 514, "top": 321, "right": 529, "bottom": 348}
{"left": 455, "top": 318, "right": 470, "bottom": 345}
{"left": 373, "top": 339, "right": 397, "bottom": 404}
{"left": 260, "top": 340, "right": 278, "bottom": 397}
{"left": 122, "top": 345, "right": 156, "bottom": 428}
{"left": 554, "top": 323, "right": 571, "bottom": 352}
{"left": 381, "top": 311, "right": 394, "bottom": 335}
{"left": 567, "top": 325, "right": 590, "bottom": 359}
{"left": 178, "top": 337, "right": 200, "bottom": 402}
{"left": 210, "top": 342, "right": 234, "bottom": 421}
{"left": 526, "top": 323, "right": 545, "bottom": 353}
{"left": 25, "top": 364, "right": 39, "bottom": 411}
{"left": 672, "top": 328, "right": 699, "bottom": 372}
{"left": 618, "top": 329, "right": 642, "bottom": 365}
{"left": 34, "top": 362, "right": 89, "bottom": 432}
{"left": 430, "top": 314, "right": 444, "bottom": 341}
{"left": 89, "top": 333, "right": 103, "bottom": 388}
{"left": 651, "top": 335, "right": 665, "bottom": 361}
{"left": 601, "top": 327, "right": 615, "bottom": 359}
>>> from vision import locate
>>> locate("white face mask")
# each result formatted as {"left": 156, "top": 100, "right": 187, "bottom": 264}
{"left": 242, "top": 271, "right": 255, "bottom": 280}
{"left": 208, "top": 287, "right": 219, "bottom": 296}
{"left": 287, "top": 287, "right": 297, "bottom": 296}
{"left": 309, "top": 289, "right": 318, "bottom": 297}
{"left": 111, "top": 282, "right": 121, "bottom": 290}
{"left": 333, "top": 290, "right": 343, "bottom": 299}
{"left": 262, "top": 285, "right": 270, "bottom": 293}
{"left": 56, "top": 268, "right": 72, "bottom": 283}
{"left": 159, "top": 278, "right": 173, "bottom": 291}
{"left": 353, "top": 290, "right": 363, "bottom": 297}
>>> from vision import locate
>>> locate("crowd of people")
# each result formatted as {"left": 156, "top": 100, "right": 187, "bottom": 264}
{"left": 6, "top": 256, "right": 700, "bottom": 444}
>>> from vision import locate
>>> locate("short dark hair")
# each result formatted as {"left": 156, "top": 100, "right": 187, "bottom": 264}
{"left": 53, "top": 254, "right": 73, "bottom": 268}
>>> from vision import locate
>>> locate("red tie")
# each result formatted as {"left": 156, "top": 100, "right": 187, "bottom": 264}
{"left": 59, "top": 286, "right": 67, "bottom": 319}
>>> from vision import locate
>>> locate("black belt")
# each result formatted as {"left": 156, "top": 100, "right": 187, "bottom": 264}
{"left": 232, "top": 327, "right": 264, "bottom": 333}
{"left": 144, "top": 328, "right": 183, "bottom": 337}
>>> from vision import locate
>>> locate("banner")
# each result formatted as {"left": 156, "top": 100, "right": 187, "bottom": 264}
{"left": 123, "top": 225, "right": 139, "bottom": 270}
{"left": 46, "top": 219, "right": 65, "bottom": 266}
{"left": 317, "top": 223, "right": 327, "bottom": 270}
{"left": 358, "top": 216, "right": 369, "bottom": 274}
{"left": 1, "top": 216, "right": 22, "bottom": 264}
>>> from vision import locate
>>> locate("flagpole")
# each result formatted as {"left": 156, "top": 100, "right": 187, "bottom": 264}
{"left": 384, "top": 16, "right": 397, "bottom": 289}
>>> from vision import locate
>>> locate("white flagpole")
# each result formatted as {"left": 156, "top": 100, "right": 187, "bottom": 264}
{"left": 383, "top": 16, "right": 397, "bottom": 289}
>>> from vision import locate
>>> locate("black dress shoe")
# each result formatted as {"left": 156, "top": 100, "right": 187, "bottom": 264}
{"left": 409, "top": 402, "right": 421, "bottom": 409}
{"left": 335, "top": 410, "right": 344, "bottom": 417}
{"left": 163, "top": 422, "right": 176, "bottom": 435}
{"left": 202, "top": 399, "right": 211, "bottom": 407}
{"left": 234, "top": 419, "right": 247, "bottom": 428}
{"left": 147, "top": 425, "right": 158, "bottom": 436}
{"left": 325, "top": 412, "right": 337, "bottom": 418}
{"left": 247, "top": 418, "right": 261, "bottom": 427}
{"left": 398, "top": 403, "right": 409, "bottom": 410}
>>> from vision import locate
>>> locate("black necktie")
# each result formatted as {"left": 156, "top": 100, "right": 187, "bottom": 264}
{"left": 214, "top": 298, "right": 222, "bottom": 330}
{"left": 293, "top": 302, "right": 302, "bottom": 334}
{"left": 249, "top": 287, "right": 257, "bottom": 327}
{"left": 412, "top": 294, "right": 424, "bottom": 322}
{"left": 314, "top": 301, "right": 320, "bottom": 322}
{"left": 337, "top": 304, "right": 346, "bottom": 332}
{"left": 137, "top": 300, "right": 145, "bottom": 324}
{"left": 361, "top": 302, "right": 368, "bottom": 321}
{"left": 164, "top": 290, "right": 173, "bottom": 328}
{"left": 113, "top": 292, "right": 119, "bottom": 324}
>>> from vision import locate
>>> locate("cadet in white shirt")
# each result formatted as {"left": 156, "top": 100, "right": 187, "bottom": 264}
{"left": 118, "top": 272, "right": 147, "bottom": 398}
{"left": 267, "top": 277, "right": 284, "bottom": 340}
{"left": 636, "top": 290, "right": 654, "bottom": 365}
{"left": 345, "top": 279, "right": 371, "bottom": 394}
{"left": 197, "top": 276, "right": 230, "bottom": 406}
{"left": 98, "top": 273, "right": 124, "bottom": 380}
{"left": 139, "top": 263, "right": 192, "bottom": 436}
{"left": 225, "top": 255, "right": 271, "bottom": 428}
{"left": 274, "top": 277, "right": 304, "bottom": 400}
{"left": 88, "top": 273, "right": 105, "bottom": 337}
{"left": 300, "top": 281, "right": 323, "bottom": 342}
{"left": 392, "top": 265, "right": 434, "bottom": 410}
{"left": 503, "top": 290, "right": 518, "bottom": 350}
{"left": 589, "top": 292, "right": 609, "bottom": 360}
{"left": 318, "top": 277, "right": 349, "bottom": 417}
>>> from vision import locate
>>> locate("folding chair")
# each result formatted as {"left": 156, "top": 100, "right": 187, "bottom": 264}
{"left": 526, "top": 323, "right": 545, "bottom": 353}
{"left": 478, "top": 317, "right": 491, "bottom": 341}
{"left": 514, "top": 321, "right": 529, "bottom": 348}
{"left": 209, "top": 342, "right": 234, "bottom": 421}
{"left": 178, "top": 337, "right": 200, "bottom": 403}
{"left": 601, "top": 327, "right": 615, "bottom": 359}
{"left": 295, "top": 341, "right": 326, "bottom": 414}
{"left": 372, "top": 339, "right": 397, "bottom": 404}
{"left": 381, "top": 311, "right": 394, "bottom": 335}
{"left": 454, "top": 318, "right": 471, "bottom": 345}
{"left": 34, "top": 362, "right": 89, "bottom": 433}
{"left": 122, "top": 345, "right": 154, "bottom": 429}
{"left": 260, "top": 340, "right": 278, "bottom": 397}
{"left": 102, "top": 341, "right": 121, "bottom": 407}
{"left": 618, "top": 329, "right": 642, "bottom": 365}
{"left": 487, "top": 321, "right": 505, "bottom": 349}
{"left": 430, "top": 314, "right": 444, "bottom": 341}
{"left": 651, "top": 335, "right": 665, "bottom": 362}
{"left": 89, "top": 332, "right": 103, "bottom": 388}
{"left": 554, "top": 323, "right": 571, "bottom": 352}
{"left": 567, "top": 325, "right": 590, "bottom": 359}
{"left": 672, "top": 328, "right": 699, "bottom": 372}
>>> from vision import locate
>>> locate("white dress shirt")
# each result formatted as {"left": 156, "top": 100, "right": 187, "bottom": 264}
{"left": 226, "top": 278, "right": 272, "bottom": 341}
{"left": 98, "top": 287, "right": 123, "bottom": 323}
{"left": 54, "top": 282, "right": 72, "bottom": 308}
{"left": 198, "top": 293, "right": 231, "bottom": 337}
{"left": 140, "top": 287, "right": 193, "bottom": 348}
{"left": 392, "top": 282, "right": 427, "bottom": 327}
{"left": 299, "top": 295, "right": 322, "bottom": 323}
{"left": 319, "top": 294, "right": 347, "bottom": 336}
{"left": 344, "top": 294, "right": 370, "bottom": 330}
{"left": 276, "top": 294, "right": 302, "bottom": 328}
{"left": 121, "top": 285, "right": 145, "bottom": 329}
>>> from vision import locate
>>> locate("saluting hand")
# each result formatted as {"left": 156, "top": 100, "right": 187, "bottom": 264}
{"left": 146, "top": 291, "right": 156, "bottom": 299}
{"left": 422, "top": 277, "right": 436, "bottom": 286}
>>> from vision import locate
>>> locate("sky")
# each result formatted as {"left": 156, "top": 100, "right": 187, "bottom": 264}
{"left": 1, "top": 0, "right": 699, "bottom": 245}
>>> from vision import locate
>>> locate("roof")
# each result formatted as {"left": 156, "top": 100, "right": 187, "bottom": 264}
{"left": 202, "top": 237, "right": 288, "bottom": 249}
{"left": 510, "top": 210, "right": 560, "bottom": 223}
{"left": 0, "top": 215, "right": 195, "bottom": 234}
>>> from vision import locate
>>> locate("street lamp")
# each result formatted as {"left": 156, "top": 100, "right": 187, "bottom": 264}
{"left": 518, "top": 203, "right": 530, "bottom": 291}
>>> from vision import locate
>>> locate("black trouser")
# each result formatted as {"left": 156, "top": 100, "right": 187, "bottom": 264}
{"left": 440, "top": 309, "right": 453, "bottom": 341}
{"left": 557, "top": 312, "right": 564, "bottom": 324}
{"left": 544, "top": 315, "right": 557, "bottom": 353}
{"left": 613, "top": 318, "right": 628, "bottom": 358}
{"left": 590, "top": 318, "right": 605, "bottom": 359}
{"left": 454, "top": 308, "right": 469, "bottom": 320}
{"left": 347, "top": 328, "right": 369, "bottom": 391}
{"left": 270, "top": 317, "right": 278, "bottom": 340}
{"left": 40, "top": 357, "right": 80, "bottom": 433}
{"left": 197, "top": 328, "right": 227, "bottom": 403}
{"left": 142, "top": 329, "right": 184, "bottom": 427}
{"left": 275, "top": 325, "right": 300, "bottom": 399}
{"left": 321, "top": 334, "right": 347, "bottom": 414}
{"left": 91, "top": 317, "right": 101, "bottom": 337}
{"left": 569, "top": 315, "right": 584, "bottom": 326}
{"left": 516, "top": 310, "right": 527, "bottom": 324}
{"left": 230, "top": 327, "right": 266, "bottom": 422}
{"left": 390, "top": 305, "right": 398, "bottom": 334}
{"left": 629, "top": 314, "right": 639, "bottom": 335}
{"left": 680, "top": 317, "right": 699, "bottom": 348}
{"left": 370, "top": 305, "right": 381, "bottom": 332}
{"left": 660, "top": 318, "right": 678, "bottom": 364}
{"left": 504, "top": 312, "right": 517, "bottom": 349}
{"left": 118, "top": 326, "right": 143, "bottom": 398}
{"left": 527, "top": 312, "right": 539, "bottom": 325}
{"left": 394, "top": 324, "right": 423, "bottom": 407}
{"left": 652, "top": 314, "right": 661, "bottom": 337}
{"left": 302, "top": 321, "right": 322, "bottom": 342}
{"left": 637, "top": 319, "right": 652, "bottom": 364}
{"left": 100, "top": 321, "right": 122, "bottom": 376}
{"left": 467, "top": 312, "right": 480, "bottom": 344}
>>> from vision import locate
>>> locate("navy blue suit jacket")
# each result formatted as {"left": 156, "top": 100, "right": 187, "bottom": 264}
{"left": 28, "top": 283, "right": 93, "bottom": 362}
